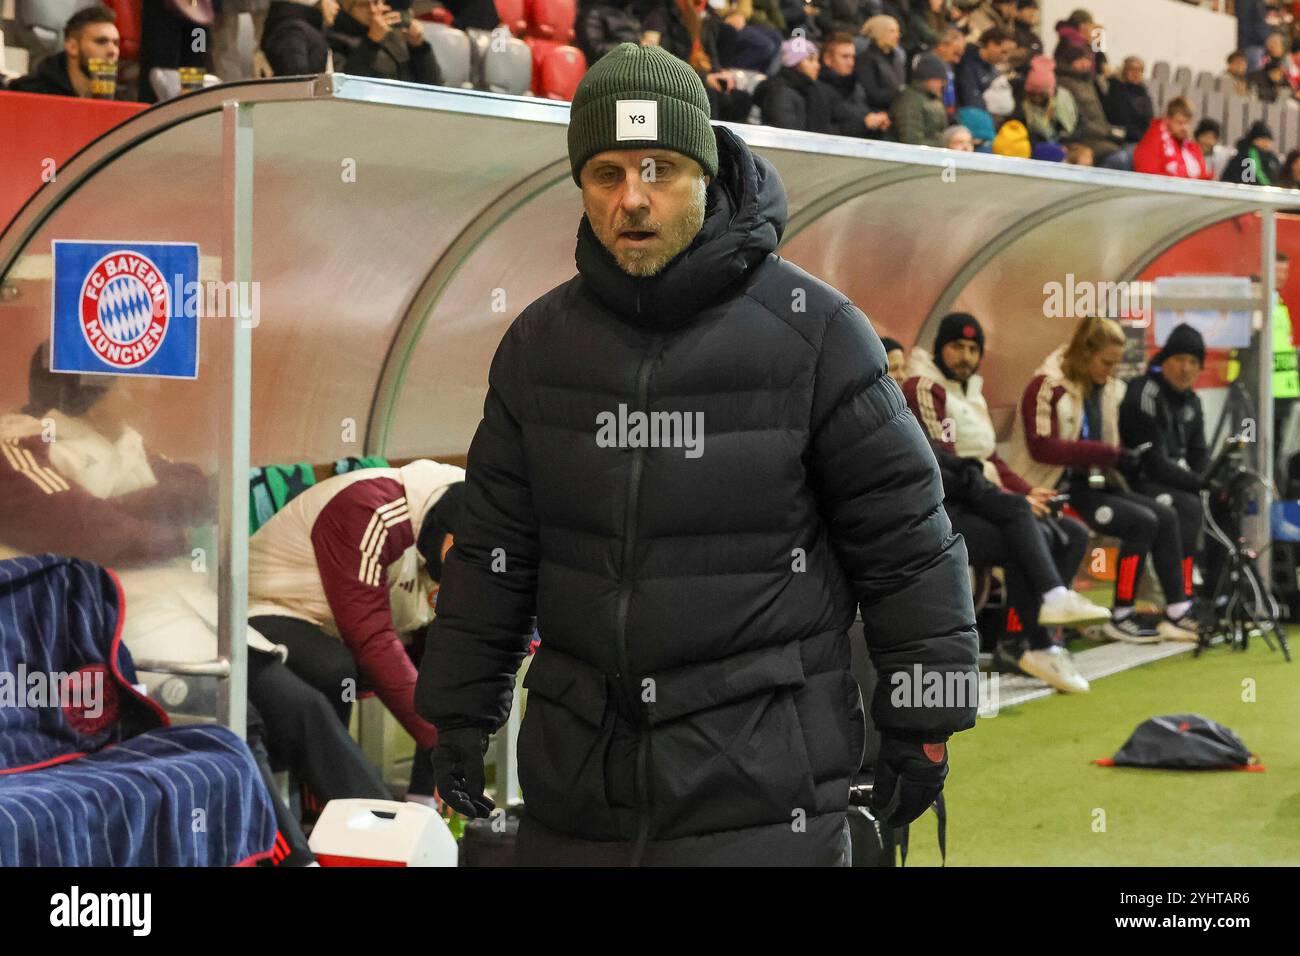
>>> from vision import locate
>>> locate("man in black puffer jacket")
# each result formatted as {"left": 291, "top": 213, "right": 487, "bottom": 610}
{"left": 262, "top": 0, "right": 334, "bottom": 76}
{"left": 416, "top": 42, "right": 979, "bottom": 867}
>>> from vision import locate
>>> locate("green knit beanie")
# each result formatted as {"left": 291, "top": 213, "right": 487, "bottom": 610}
{"left": 567, "top": 42, "right": 718, "bottom": 186}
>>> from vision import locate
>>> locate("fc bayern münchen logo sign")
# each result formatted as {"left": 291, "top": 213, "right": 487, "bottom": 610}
{"left": 52, "top": 241, "right": 199, "bottom": 379}
{"left": 80, "top": 250, "right": 170, "bottom": 368}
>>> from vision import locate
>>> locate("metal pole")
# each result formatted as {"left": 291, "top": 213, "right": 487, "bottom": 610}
{"left": 1256, "top": 208, "right": 1277, "bottom": 578}
{"left": 217, "top": 101, "right": 254, "bottom": 739}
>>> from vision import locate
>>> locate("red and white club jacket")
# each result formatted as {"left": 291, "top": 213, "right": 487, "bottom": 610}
{"left": 901, "top": 347, "right": 1032, "bottom": 493}
{"left": 247, "top": 459, "right": 465, "bottom": 750}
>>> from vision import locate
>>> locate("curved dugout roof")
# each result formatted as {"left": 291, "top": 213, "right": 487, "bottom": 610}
{"left": 2, "top": 73, "right": 1296, "bottom": 466}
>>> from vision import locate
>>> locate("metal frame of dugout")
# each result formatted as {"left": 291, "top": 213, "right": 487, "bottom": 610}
{"left": 2, "top": 73, "right": 1298, "bottom": 805}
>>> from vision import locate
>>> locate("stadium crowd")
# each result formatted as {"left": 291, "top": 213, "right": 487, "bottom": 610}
{"left": 7, "top": 1, "right": 1300, "bottom": 184}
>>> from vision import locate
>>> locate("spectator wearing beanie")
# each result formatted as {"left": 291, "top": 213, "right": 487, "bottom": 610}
{"left": 816, "top": 31, "right": 892, "bottom": 139}
{"left": 957, "top": 105, "right": 997, "bottom": 152}
{"left": 1102, "top": 56, "right": 1154, "bottom": 146}
{"left": 1052, "top": 7, "right": 1105, "bottom": 75}
{"left": 891, "top": 52, "right": 951, "bottom": 147}
{"left": 756, "top": 36, "right": 841, "bottom": 132}
{"left": 857, "top": 14, "right": 908, "bottom": 113}
{"left": 1132, "top": 97, "right": 1208, "bottom": 180}
{"left": 261, "top": 0, "right": 337, "bottom": 76}
{"left": 1021, "top": 54, "right": 1077, "bottom": 145}
{"left": 1032, "top": 141, "right": 1066, "bottom": 162}
{"left": 1222, "top": 120, "right": 1282, "bottom": 186}
{"left": 992, "top": 119, "right": 1031, "bottom": 158}
{"left": 1056, "top": 42, "right": 1121, "bottom": 163}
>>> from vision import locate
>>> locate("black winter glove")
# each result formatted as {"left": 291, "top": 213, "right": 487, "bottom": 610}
{"left": 431, "top": 728, "right": 494, "bottom": 819}
{"left": 870, "top": 734, "right": 949, "bottom": 828}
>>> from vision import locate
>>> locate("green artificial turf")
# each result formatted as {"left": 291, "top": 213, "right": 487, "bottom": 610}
{"left": 902, "top": 634, "right": 1300, "bottom": 867}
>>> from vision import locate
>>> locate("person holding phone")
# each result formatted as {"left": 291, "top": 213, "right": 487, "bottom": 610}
{"left": 326, "top": 0, "right": 442, "bottom": 85}
{"left": 1006, "top": 316, "right": 1198, "bottom": 644}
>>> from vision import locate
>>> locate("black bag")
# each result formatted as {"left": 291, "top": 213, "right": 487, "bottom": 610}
{"left": 458, "top": 807, "right": 521, "bottom": 866}
{"left": 1101, "top": 714, "right": 1256, "bottom": 770}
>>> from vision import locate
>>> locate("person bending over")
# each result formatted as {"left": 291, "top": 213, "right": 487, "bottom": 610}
{"left": 247, "top": 458, "right": 464, "bottom": 800}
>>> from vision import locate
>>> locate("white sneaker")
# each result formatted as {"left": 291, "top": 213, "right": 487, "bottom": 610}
{"left": 1157, "top": 613, "right": 1198, "bottom": 643}
{"left": 1018, "top": 646, "right": 1090, "bottom": 694}
{"left": 1039, "top": 590, "right": 1112, "bottom": 627}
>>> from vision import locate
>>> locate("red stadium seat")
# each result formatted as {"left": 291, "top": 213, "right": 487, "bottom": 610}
{"left": 524, "top": 36, "right": 557, "bottom": 95}
{"left": 422, "top": 5, "right": 455, "bottom": 24}
{"left": 495, "top": 0, "right": 528, "bottom": 36}
{"left": 102, "top": 0, "right": 142, "bottom": 62}
{"left": 538, "top": 43, "right": 585, "bottom": 101}
{"left": 526, "top": 0, "right": 575, "bottom": 42}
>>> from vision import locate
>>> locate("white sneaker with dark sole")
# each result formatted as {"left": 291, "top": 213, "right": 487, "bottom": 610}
{"left": 1038, "top": 590, "right": 1112, "bottom": 627}
{"left": 1157, "top": 616, "right": 1198, "bottom": 642}
{"left": 1018, "top": 646, "right": 1090, "bottom": 693}
{"left": 1102, "top": 615, "right": 1162, "bottom": 644}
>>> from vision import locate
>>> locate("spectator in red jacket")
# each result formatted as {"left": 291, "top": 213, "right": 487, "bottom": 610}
{"left": 1132, "top": 97, "right": 1209, "bottom": 180}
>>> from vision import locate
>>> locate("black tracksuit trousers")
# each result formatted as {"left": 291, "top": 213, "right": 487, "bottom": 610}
{"left": 948, "top": 489, "right": 1088, "bottom": 650}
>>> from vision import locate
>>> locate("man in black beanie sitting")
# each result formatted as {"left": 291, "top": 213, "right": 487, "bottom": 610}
{"left": 1119, "top": 323, "right": 1209, "bottom": 636}
{"left": 416, "top": 41, "right": 979, "bottom": 866}
{"left": 903, "top": 313, "right": 1108, "bottom": 693}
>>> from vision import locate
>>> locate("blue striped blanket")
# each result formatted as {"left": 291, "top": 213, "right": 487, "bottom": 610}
{"left": 0, "top": 555, "right": 278, "bottom": 866}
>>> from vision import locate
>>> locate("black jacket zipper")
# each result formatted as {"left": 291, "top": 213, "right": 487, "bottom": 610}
{"left": 617, "top": 325, "right": 658, "bottom": 865}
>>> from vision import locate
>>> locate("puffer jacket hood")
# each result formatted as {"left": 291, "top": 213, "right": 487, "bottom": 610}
{"left": 575, "top": 126, "right": 787, "bottom": 331}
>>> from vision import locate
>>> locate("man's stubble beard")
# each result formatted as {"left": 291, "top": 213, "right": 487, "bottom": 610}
{"left": 603, "top": 175, "right": 709, "bottom": 278}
